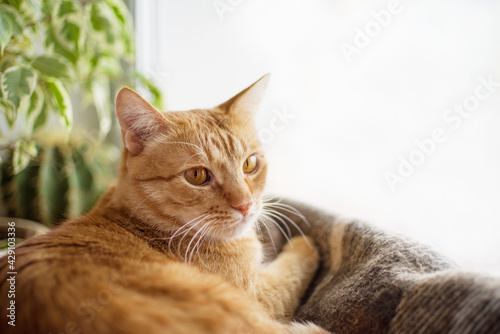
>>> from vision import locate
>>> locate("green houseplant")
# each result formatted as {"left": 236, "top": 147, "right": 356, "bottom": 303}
{"left": 0, "top": 0, "right": 162, "bottom": 226}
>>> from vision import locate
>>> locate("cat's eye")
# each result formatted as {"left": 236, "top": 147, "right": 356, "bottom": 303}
{"left": 243, "top": 155, "right": 258, "bottom": 174}
{"left": 185, "top": 167, "right": 209, "bottom": 185}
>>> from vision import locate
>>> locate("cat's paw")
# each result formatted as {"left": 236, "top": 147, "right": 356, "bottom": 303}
{"left": 283, "top": 236, "right": 319, "bottom": 262}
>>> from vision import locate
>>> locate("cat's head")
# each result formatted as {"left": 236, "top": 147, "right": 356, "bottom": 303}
{"left": 114, "top": 75, "right": 270, "bottom": 240}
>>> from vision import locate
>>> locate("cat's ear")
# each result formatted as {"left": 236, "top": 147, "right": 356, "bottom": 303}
{"left": 219, "top": 73, "right": 270, "bottom": 117}
{"left": 115, "top": 87, "right": 167, "bottom": 155}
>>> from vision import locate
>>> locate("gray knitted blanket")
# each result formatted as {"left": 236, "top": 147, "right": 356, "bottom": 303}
{"left": 262, "top": 198, "right": 500, "bottom": 334}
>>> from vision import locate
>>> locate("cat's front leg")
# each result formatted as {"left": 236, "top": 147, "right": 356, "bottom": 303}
{"left": 255, "top": 236, "right": 319, "bottom": 321}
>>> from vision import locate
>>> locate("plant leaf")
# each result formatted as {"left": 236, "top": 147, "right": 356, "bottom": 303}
{"left": 60, "top": 20, "right": 80, "bottom": 52}
{"left": 61, "top": 19, "right": 80, "bottom": 43}
{"left": 45, "top": 77, "right": 73, "bottom": 131}
{"left": 12, "top": 139, "right": 38, "bottom": 174}
{"left": 39, "top": 145, "right": 69, "bottom": 225}
{"left": 27, "top": 85, "right": 44, "bottom": 131}
{"left": 33, "top": 100, "right": 48, "bottom": 132}
{"left": 0, "top": 55, "right": 15, "bottom": 72}
{"left": 104, "top": 0, "right": 129, "bottom": 25}
{"left": 32, "top": 55, "right": 72, "bottom": 79}
{"left": 20, "top": 0, "right": 42, "bottom": 23}
{"left": 56, "top": 0, "right": 77, "bottom": 17}
{"left": 90, "top": 2, "right": 111, "bottom": 32}
{"left": 0, "top": 99, "right": 16, "bottom": 126}
{"left": 0, "top": 65, "right": 37, "bottom": 112}
{"left": 0, "top": 8, "right": 13, "bottom": 55}
{"left": 45, "top": 25, "right": 77, "bottom": 64}
{"left": 42, "top": 0, "right": 58, "bottom": 17}
{"left": 13, "top": 156, "right": 40, "bottom": 221}
{"left": 0, "top": 4, "right": 24, "bottom": 36}
{"left": 69, "top": 147, "right": 94, "bottom": 216}
{"left": 94, "top": 55, "right": 122, "bottom": 77}
{"left": 133, "top": 72, "right": 164, "bottom": 110}
{"left": 7, "top": 0, "right": 22, "bottom": 9}
{"left": 51, "top": 0, "right": 83, "bottom": 56}
{"left": 91, "top": 78, "right": 111, "bottom": 140}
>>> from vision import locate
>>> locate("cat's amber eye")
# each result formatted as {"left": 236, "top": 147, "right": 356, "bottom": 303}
{"left": 243, "top": 155, "right": 258, "bottom": 174}
{"left": 185, "top": 167, "right": 209, "bottom": 185}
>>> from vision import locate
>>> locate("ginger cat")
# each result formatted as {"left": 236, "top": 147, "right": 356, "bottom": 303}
{"left": 0, "top": 75, "right": 328, "bottom": 334}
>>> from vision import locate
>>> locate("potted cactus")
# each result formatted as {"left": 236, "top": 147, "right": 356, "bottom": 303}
{"left": 0, "top": 0, "right": 162, "bottom": 235}
{"left": 1, "top": 138, "right": 118, "bottom": 225}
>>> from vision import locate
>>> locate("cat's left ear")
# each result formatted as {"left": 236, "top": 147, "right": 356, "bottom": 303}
{"left": 219, "top": 73, "right": 270, "bottom": 117}
{"left": 115, "top": 87, "right": 167, "bottom": 155}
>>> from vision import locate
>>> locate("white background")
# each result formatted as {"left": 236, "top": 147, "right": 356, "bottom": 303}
{"left": 135, "top": 0, "right": 500, "bottom": 275}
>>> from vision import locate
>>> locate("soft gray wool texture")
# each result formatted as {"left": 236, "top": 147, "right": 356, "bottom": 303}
{"left": 262, "top": 198, "right": 500, "bottom": 334}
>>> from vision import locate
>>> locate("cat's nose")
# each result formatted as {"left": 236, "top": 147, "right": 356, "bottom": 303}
{"left": 232, "top": 202, "right": 253, "bottom": 216}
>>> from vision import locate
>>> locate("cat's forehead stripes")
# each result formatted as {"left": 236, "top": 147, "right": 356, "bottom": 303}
{"left": 203, "top": 129, "right": 245, "bottom": 159}
{"left": 162, "top": 109, "right": 255, "bottom": 163}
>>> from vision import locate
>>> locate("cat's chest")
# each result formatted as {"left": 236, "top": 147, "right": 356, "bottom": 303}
{"left": 145, "top": 228, "right": 263, "bottom": 292}
{"left": 190, "top": 237, "right": 263, "bottom": 292}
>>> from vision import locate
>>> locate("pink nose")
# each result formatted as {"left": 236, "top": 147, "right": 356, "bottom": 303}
{"left": 232, "top": 202, "right": 253, "bottom": 216}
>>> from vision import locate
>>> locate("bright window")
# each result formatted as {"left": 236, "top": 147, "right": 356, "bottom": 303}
{"left": 135, "top": 0, "right": 500, "bottom": 275}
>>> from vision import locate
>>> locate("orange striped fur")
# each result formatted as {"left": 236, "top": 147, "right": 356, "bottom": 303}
{"left": 0, "top": 75, "right": 328, "bottom": 334}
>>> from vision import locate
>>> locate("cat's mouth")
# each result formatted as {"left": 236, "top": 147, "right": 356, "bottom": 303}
{"left": 218, "top": 218, "right": 254, "bottom": 239}
{"left": 177, "top": 202, "right": 262, "bottom": 241}
{"left": 208, "top": 203, "right": 261, "bottom": 240}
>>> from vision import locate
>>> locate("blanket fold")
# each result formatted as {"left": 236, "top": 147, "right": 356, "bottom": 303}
{"left": 263, "top": 198, "right": 500, "bottom": 334}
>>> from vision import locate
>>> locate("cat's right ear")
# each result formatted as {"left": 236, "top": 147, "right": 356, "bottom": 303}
{"left": 219, "top": 74, "right": 270, "bottom": 118}
{"left": 115, "top": 87, "right": 167, "bottom": 155}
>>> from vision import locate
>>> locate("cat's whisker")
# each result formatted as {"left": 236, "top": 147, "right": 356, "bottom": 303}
{"left": 261, "top": 214, "right": 292, "bottom": 245}
{"left": 165, "top": 214, "right": 208, "bottom": 254}
{"left": 185, "top": 222, "right": 210, "bottom": 263}
{"left": 263, "top": 209, "right": 312, "bottom": 248}
{"left": 173, "top": 217, "right": 206, "bottom": 244}
{"left": 261, "top": 193, "right": 281, "bottom": 202}
{"left": 183, "top": 152, "right": 207, "bottom": 168}
{"left": 126, "top": 193, "right": 154, "bottom": 225}
{"left": 156, "top": 224, "right": 195, "bottom": 243}
{"left": 177, "top": 215, "right": 209, "bottom": 257}
{"left": 146, "top": 217, "right": 186, "bottom": 236}
{"left": 261, "top": 209, "right": 293, "bottom": 238}
{"left": 254, "top": 219, "right": 264, "bottom": 241}
{"left": 256, "top": 216, "right": 278, "bottom": 257}
{"left": 189, "top": 221, "right": 212, "bottom": 264}
{"left": 263, "top": 201, "right": 311, "bottom": 227}
{"left": 186, "top": 220, "right": 211, "bottom": 263}
{"left": 197, "top": 230, "right": 218, "bottom": 269}
{"left": 154, "top": 140, "right": 209, "bottom": 161}
{"left": 266, "top": 208, "right": 311, "bottom": 237}
{"left": 191, "top": 232, "right": 206, "bottom": 267}
{"left": 167, "top": 214, "right": 208, "bottom": 240}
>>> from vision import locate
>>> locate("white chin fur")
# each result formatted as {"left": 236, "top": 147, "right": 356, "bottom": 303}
{"left": 210, "top": 217, "right": 255, "bottom": 240}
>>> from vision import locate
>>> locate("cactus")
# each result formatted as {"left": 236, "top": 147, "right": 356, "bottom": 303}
{"left": 0, "top": 141, "right": 118, "bottom": 227}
